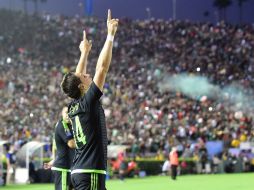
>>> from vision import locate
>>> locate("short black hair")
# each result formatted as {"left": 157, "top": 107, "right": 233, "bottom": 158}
{"left": 61, "top": 72, "right": 81, "bottom": 99}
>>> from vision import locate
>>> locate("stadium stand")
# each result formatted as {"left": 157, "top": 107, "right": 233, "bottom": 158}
{"left": 0, "top": 10, "right": 254, "bottom": 178}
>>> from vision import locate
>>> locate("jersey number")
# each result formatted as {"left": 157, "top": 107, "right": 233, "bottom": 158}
{"left": 75, "top": 116, "right": 86, "bottom": 147}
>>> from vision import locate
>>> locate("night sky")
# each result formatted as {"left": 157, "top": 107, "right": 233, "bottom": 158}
{"left": 1, "top": 0, "right": 254, "bottom": 24}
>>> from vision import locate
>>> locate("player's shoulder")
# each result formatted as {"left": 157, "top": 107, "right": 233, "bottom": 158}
{"left": 54, "top": 120, "right": 63, "bottom": 138}
{"left": 55, "top": 119, "right": 61, "bottom": 128}
{"left": 55, "top": 119, "right": 64, "bottom": 130}
{"left": 83, "top": 82, "right": 103, "bottom": 105}
{"left": 68, "top": 98, "right": 83, "bottom": 116}
{"left": 90, "top": 81, "right": 103, "bottom": 95}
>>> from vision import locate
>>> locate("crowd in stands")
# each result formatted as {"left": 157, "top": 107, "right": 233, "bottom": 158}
{"left": 1, "top": 9, "right": 254, "bottom": 172}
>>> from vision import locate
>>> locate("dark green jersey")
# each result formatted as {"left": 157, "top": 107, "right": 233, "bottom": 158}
{"left": 53, "top": 119, "right": 75, "bottom": 170}
{"left": 68, "top": 82, "right": 107, "bottom": 175}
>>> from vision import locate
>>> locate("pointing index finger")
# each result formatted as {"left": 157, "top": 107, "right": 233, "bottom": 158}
{"left": 83, "top": 30, "right": 86, "bottom": 40}
{"left": 107, "top": 9, "right": 111, "bottom": 21}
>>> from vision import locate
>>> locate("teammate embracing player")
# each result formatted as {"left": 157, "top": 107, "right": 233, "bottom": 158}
{"left": 61, "top": 9, "right": 119, "bottom": 190}
{"left": 44, "top": 107, "right": 75, "bottom": 190}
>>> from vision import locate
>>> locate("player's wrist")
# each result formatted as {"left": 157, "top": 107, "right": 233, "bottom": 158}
{"left": 107, "top": 34, "right": 114, "bottom": 42}
{"left": 107, "top": 28, "right": 116, "bottom": 35}
{"left": 81, "top": 51, "right": 90, "bottom": 56}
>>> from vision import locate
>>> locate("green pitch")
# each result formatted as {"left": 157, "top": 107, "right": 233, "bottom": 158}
{"left": 1, "top": 173, "right": 253, "bottom": 190}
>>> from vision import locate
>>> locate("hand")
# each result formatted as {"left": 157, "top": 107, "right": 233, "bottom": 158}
{"left": 44, "top": 160, "right": 53, "bottom": 170}
{"left": 107, "top": 9, "right": 119, "bottom": 36}
{"left": 79, "top": 30, "right": 92, "bottom": 54}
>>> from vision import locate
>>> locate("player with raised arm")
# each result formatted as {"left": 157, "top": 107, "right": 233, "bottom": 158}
{"left": 61, "top": 9, "right": 118, "bottom": 190}
{"left": 44, "top": 30, "right": 92, "bottom": 190}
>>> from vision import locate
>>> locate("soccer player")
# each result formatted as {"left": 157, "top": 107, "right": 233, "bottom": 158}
{"left": 44, "top": 107, "right": 75, "bottom": 190}
{"left": 60, "top": 9, "right": 118, "bottom": 190}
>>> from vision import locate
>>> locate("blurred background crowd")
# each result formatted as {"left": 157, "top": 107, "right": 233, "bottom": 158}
{"left": 0, "top": 9, "right": 254, "bottom": 179}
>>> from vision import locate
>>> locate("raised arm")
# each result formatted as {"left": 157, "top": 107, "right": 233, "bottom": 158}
{"left": 75, "top": 30, "right": 92, "bottom": 75}
{"left": 93, "top": 9, "right": 119, "bottom": 91}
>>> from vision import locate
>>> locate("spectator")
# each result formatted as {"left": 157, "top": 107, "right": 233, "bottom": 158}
{"left": 162, "top": 160, "right": 170, "bottom": 175}
{"left": 0, "top": 10, "right": 254, "bottom": 172}
{"left": 169, "top": 147, "right": 179, "bottom": 180}
{"left": 28, "top": 157, "right": 38, "bottom": 183}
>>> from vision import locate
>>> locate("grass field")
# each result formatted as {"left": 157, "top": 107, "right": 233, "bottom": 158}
{"left": 1, "top": 173, "right": 253, "bottom": 190}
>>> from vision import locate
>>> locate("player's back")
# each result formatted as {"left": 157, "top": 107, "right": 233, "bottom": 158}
{"left": 68, "top": 82, "right": 107, "bottom": 175}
